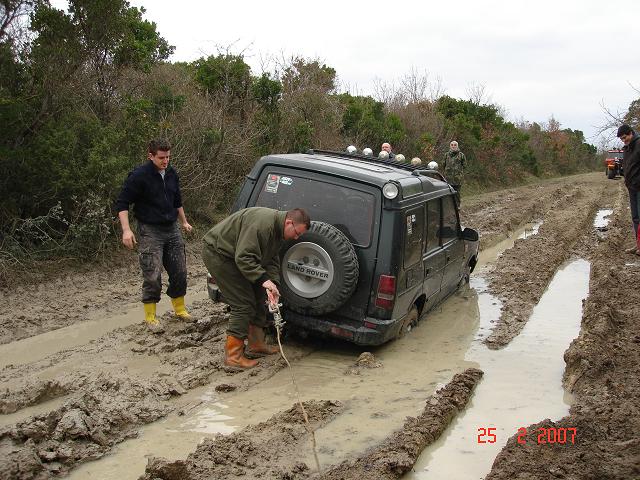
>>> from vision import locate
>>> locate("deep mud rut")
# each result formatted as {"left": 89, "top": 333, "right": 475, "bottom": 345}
{"left": 1, "top": 172, "right": 639, "bottom": 480}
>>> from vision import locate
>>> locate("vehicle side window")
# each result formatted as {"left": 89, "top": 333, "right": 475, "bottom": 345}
{"left": 441, "top": 195, "right": 459, "bottom": 244}
{"left": 404, "top": 206, "right": 424, "bottom": 268}
{"left": 425, "top": 199, "right": 440, "bottom": 252}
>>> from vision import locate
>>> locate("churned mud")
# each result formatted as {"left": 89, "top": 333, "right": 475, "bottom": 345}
{"left": 1, "top": 172, "right": 638, "bottom": 479}
{"left": 0, "top": 300, "right": 314, "bottom": 478}
{"left": 315, "top": 368, "right": 483, "bottom": 480}
{"left": 481, "top": 176, "right": 606, "bottom": 348}
{"left": 486, "top": 182, "right": 640, "bottom": 480}
{"left": 0, "top": 245, "right": 208, "bottom": 345}
{"left": 139, "top": 369, "right": 482, "bottom": 480}
{"left": 140, "top": 400, "right": 343, "bottom": 480}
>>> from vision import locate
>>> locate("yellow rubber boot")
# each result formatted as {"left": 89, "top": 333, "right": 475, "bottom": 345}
{"left": 143, "top": 303, "right": 164, "bottom": 333}
{"left": 171, "top": 296, "right": 192, "bottom": 321}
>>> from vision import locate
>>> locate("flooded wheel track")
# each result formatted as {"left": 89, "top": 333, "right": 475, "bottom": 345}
{"left": 2, "top": 173, "right": 637, "bottom": 480}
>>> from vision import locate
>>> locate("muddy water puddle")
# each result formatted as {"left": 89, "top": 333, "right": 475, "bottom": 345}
{"left": 68, "top": 222, "right": 559, "bottom": 479}
{"left": 476, "top": 221, "right": 542, "bottom": 269}
{"left": 70, "top": 290, "right": 482, "bottom": 480}
{"left": 70, "top": 252, "right": 589, "bottom": 480}
{"left": 0, "top": 289, "right": 208, "bottom": 369}
{"left": 0, "top": 395, "right": 69, "bottom": 427}
{"left": 406, "top": 259, "right": 589, "bottom": 479}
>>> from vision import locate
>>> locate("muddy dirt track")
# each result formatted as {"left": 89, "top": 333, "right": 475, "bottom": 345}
{"left": 1, "top": 172, "right": 639, "bottom": 480}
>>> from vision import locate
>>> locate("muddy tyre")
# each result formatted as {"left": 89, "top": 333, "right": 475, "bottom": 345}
{"left": 280, "top": 221, "right": 359, "bottom": 315}
{"left": 458, "top": 261, "right": 472, "bottom": 288}
{"left": 397, "top": 306, "right": 419, "bottom": 338}
{"left": 607, "top": 168, "right": 616, "bottom": 179}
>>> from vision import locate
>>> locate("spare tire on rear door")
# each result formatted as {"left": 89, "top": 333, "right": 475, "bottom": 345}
{"left": 280, "top": 221, "right": 359, "bottom": 315}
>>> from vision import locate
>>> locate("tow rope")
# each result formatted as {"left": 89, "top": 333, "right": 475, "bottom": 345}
{"left": 269, "top": 302, "right": 321, "bottom": 473}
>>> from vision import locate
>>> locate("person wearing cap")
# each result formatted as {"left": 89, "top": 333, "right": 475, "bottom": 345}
{"left": 381, "top": 142, "right": 396, "bottom": 160}
{"left": 617, "top": 124, "right": 640, "bottom": 255}
{"left": 442, "top": 140, "right": 466, "bottom": 195}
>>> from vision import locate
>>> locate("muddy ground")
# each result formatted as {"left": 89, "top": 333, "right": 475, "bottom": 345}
{"left": 1, "top": 172, "right": 638, "bottom": 479}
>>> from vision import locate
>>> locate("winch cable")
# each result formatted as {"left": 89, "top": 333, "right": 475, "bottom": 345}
{"left": 269, "top": 302, "right": 322, "bottom": 473}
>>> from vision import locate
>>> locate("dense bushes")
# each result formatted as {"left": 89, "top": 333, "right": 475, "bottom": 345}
{"left": 0, "top": 0, "right": 602, "bottom": 277}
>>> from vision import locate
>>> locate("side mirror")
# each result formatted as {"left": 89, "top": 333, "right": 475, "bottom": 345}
{"left": 461, "top": 228, "right": 479, "bottom": 242}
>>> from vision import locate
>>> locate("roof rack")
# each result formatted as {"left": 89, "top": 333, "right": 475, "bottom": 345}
{"left": 412, "top": 169, "right": 447, "bottom": 182}
{"left": 306, "top": 149, "right": 418, "bottom": 172}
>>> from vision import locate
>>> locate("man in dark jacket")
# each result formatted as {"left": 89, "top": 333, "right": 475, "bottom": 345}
{"left": 202, "top": 207, "right": 310, "bottom": 369}
{"left": 116, "top": 139, "right": 193, "bottom": 332}
{"left": 617, "top": 124, "right": 640, "bottom": 255}
{"left": 443, "top": 140, "right": 466, "bottom": 194}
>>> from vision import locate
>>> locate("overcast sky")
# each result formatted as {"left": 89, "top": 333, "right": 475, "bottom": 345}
{"left": 54, "top": 0, "right": 640, "bottom": 147}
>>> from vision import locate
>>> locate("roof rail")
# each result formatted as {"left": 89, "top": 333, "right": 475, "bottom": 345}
{"left": 306, "top": 149, "right": 418, "bottom": 172}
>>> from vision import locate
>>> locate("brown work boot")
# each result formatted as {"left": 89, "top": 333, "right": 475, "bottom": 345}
{"left": 246, "top": 324, "right": 280, "bottom": 358}
{"left": 224, "top": 336, "right": 258, "bottom": 369}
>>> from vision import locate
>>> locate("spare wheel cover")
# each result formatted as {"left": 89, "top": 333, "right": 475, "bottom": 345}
{"left": 280, "top": 221, "right": 359, "bottom": 315}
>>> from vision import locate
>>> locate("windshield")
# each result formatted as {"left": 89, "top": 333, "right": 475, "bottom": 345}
{"left": 255, "top": 172, "right": 376, "bottom": 247}
{"left": 607, "top": 151, "right": 624, "bottom": 159}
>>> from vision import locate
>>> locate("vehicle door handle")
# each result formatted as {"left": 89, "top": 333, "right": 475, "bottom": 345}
{"left": 426, "top": 268, "right": 431, "bottom": 275}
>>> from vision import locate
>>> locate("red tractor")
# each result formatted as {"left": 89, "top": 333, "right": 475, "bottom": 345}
{"left": 605, "top": 149, "right": 624, "bottom": 179}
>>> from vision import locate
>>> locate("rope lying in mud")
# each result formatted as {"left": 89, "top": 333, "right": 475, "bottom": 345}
{"left": 269, "top": 302, "right": 322, "bottom": 473}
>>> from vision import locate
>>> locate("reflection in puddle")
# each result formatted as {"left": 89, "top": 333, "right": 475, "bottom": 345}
{"left": 178, "top": 402, "right": 235, "bottom": 435}
{"left": 477, "top": 221, "right": 543, "bottom": 269}
{"left": 593, "top": 208, "right": 613, "bottom": 229}
{"left": 406, "top": 259, "right": 589, "bottom": 479}
{"left": 517, "top": 220, "right": 543, "bottom": 240}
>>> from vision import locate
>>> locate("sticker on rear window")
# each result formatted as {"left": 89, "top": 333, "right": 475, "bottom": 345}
{"left": 265, "top": 174, "right": 280, "bottom": 193}
{"left": 280, "top": 176, "right": 292, "bottom": 186}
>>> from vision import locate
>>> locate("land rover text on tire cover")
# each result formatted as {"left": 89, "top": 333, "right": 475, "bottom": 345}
{"left": 207, "top": 149, "right": 479, "bottom": 345}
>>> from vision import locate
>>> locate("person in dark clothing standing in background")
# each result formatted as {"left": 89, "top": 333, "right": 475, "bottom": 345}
{"left": 618, "top": 124, "right": 640, "bottom": 255}
{"left": 202, "top": 207, "right": 310, "bottom": 370}
{"left": 116, "top": 139, "right": 193, "bottom": 332}
{"left": 443, "top": 140, "right": 467, "bottom": 196}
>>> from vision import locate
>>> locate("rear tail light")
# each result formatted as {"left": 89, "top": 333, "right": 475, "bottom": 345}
{"left": 375, "top": 275, "right": 396, "bottom": 310}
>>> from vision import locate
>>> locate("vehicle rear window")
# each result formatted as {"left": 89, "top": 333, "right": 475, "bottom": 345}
{"left": 255, "top": 173, "right": 376, "bottom": 247}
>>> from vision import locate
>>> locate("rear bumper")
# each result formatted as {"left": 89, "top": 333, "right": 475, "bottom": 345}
{"left": 282, "top": 309, "right": 402, "bottom": 346}
{"left": 207, "top": 274, "right": 405, "bottom": 346}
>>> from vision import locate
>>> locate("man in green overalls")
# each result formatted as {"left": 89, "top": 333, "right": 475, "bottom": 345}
{"left": 443, "top": 140, "right": 467, "bottom": 196}
{"left": 202, "top": 207, "right": 311, "bottom": 369}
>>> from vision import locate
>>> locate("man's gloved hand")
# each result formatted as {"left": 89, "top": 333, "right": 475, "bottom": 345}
{"left": 262, "top": 279, "right": 280, "bottom": 306}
